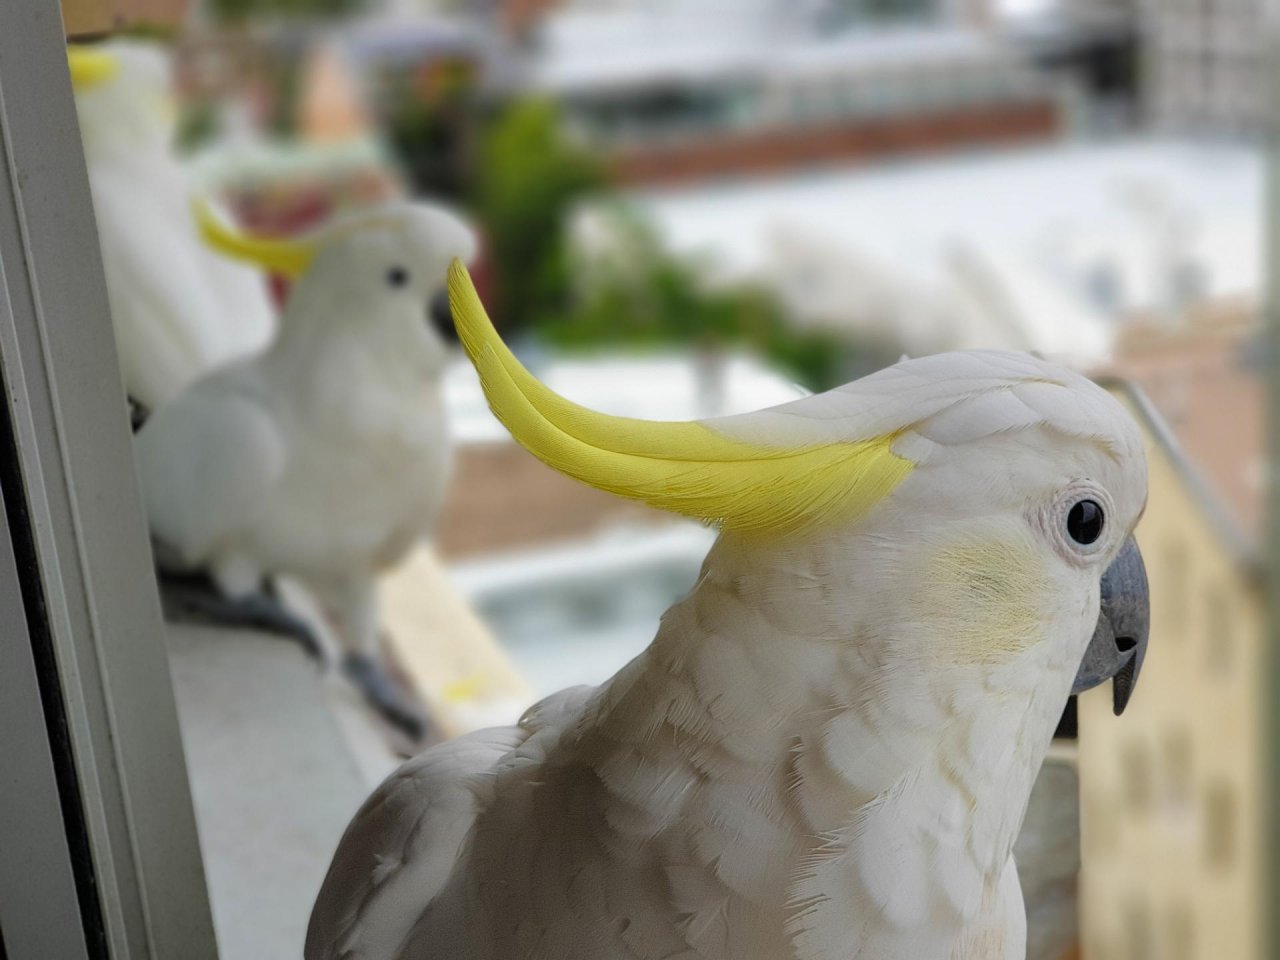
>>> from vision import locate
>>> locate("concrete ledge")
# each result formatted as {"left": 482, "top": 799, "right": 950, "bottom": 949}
{"left": 167, "top": 624, "right": 394, "bottom": 960}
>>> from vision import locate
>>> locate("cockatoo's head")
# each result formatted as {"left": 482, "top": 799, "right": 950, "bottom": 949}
{"left": 195, "top": 200, "right": 478, "bottom": 375}
{"left": 67, "top": 41, "right": 176, "bottom": 155}
{"left": 446, "top": 261, "right": 1151, "bottom": 715}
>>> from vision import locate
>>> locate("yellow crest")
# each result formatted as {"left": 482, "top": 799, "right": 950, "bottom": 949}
{"left": 67, "top": 47, "right": 119, "bottom": 90}
{"left": 447, "top": 262, "right": 914, "bottom": 535}
{"left": 191, "top": 197, "right": 315, "bottom": 279}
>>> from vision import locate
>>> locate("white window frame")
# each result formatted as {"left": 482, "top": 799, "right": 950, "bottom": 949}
{"left": 0, "top": 3, "right": 217, "bottom": 957}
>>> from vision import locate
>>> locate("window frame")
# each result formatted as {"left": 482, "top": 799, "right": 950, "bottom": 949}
{"left": 0, "top": 4, "right": 217, "bottom": 958}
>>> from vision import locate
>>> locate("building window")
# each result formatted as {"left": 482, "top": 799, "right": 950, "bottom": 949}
{"left": 1126, "top": 895, "right": 1154, "bottom": 960}
{"left": 1163, "top": 540, "right": 1190, "bottom": 640}
{"left": 1122, "top": 738, "right": 1154, "bottom": 813}
{"left": 1205, "top": 585, "right": 1235, "bottom": 677}
{"left": 1204, "top": 780, "right": 1237, "bottom": 869}
{"left": 1083, "top": 783, "right": 1119, "bottom": 859}
{"left": 1085, "top": 931, "right": 1110, "bottom": 960}
{"left": 1167, "top": 902, "right": 1195, "bottom": 960}
{"left": 1163, "top": 727, "right": 1194, "bottom": 810}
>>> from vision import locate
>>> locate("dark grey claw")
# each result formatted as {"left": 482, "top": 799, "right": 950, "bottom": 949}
{"left": 342, "top": 651, "right": 434, "bottom": 743}
{"left": 158, "top": 568, "right": 322, "bottom": 659}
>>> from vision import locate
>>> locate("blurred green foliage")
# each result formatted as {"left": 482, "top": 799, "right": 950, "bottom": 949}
{"left": 470, "top": 98, "right": 606, "bottom": 334}
{"left": 208, "top": 0, "right": 366, "bottom": 22}
{"left": 389, "top": 93, "right": 852, "bottom": 391}
{"left": 115, "top": 22, "right": 180, "bottom": 41}
{"left": 385, "top": 62, "right": 479, "bottom": 208}
{"left": 545, "top": 212, "right": 849, "bottom": 392}
{"left": 174, "top": 98, "right": 220, "bottom": 154}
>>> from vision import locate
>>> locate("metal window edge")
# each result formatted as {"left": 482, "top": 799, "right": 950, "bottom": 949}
{"left": 0, "top": 6, "right": 217, "bottom": 959}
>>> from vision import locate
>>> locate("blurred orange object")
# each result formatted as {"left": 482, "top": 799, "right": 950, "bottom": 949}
{"left": 61, "top": 0, "right": 112, "bottom": 37}
{"left": 299, "top": 42, "right": 374, "bottom": 145}
{"left": 62, "top": 0, "right": 190, "bottom": 36}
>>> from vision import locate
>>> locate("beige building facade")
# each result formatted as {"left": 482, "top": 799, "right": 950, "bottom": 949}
{"left": 1078, "top": 320, "right": 1264, "bottom": 959}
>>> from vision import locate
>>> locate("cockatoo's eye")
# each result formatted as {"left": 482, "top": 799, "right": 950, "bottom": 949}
{"left": 1066, "top": 499, "right": 1104, "bottom": 545}
{"left": 1040, "top": 482, "right": 1114, "bottom": 565}
{"left": 386, "top": 266, "right": 410, "bottom": 288}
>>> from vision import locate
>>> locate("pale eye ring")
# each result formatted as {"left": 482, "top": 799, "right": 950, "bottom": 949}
{"left": 1042, "top": 481, "right": 1114, "bottom": 565}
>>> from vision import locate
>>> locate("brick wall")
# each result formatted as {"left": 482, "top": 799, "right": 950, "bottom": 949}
{"left": 436, "top": 441, "right": 671, "bottom": 558}
{"left": 611, "top": 101, "right": 1061, "bottom": 186}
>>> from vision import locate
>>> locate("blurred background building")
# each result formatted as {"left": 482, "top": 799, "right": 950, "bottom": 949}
{"left": 1080, "top": 312, "right": 1265, "bottom": 960}
{"left": 54, "top": 0, "right": 1271, "bottom": 956}
{"left": 1141, "top": 0, "right": 1269, "bottom": 135}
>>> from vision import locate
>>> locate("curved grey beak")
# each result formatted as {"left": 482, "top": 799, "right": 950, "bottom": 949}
{"left": 1071, "top": 536, "right": 1149, "bottom": 715}
{"left": 428, "top": 287, "right": 458, "bottom": 344}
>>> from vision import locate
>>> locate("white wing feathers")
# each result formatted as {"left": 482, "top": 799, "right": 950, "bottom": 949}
{"left": 135, "top": 380, "right": 284, "bottom": 564}
{"left": 519, "top": 684, "right": 597, "bottom": 734}
{"left": 306, "top": 727, "right": 528, "bottom": 960}
{"left": 306, "top": 689, "right": 597, "bottom": 960}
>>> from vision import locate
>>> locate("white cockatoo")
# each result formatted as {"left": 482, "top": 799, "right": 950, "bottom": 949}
{"left": 68, "top": 42, "right": 275, "bottom": 413}
{"left": 135, "top": 203, "right": 477, "bottom": 735}
{"left": 306, "top": 262, "right": 1151, "bottom": 960}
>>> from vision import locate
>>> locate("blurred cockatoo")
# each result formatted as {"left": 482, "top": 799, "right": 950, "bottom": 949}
{"left": 68, "top": 41, "right": 275, "bottom": 413}
{"left": 306, "top": 263, "right": 1150, "bottom": 960}
{"left": 135, "top": 203, "right": 477, "bottom": 736}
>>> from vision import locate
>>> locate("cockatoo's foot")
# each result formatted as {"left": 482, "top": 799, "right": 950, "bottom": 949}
{"left": 127, "top": 396, "right": 151, "bottom": 432}
{"left": 158, "top": 569, "right": 322, "bottom": 659}
{"left": 342, "top": 651, "right": 432, "bottom": 742}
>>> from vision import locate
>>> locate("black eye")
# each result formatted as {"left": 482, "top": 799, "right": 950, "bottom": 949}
{"left": 386, "top": 266, "right": 409, "bottom": 288}
{"left": 1066, "top": 499, "right": 1104, "bottom": 545}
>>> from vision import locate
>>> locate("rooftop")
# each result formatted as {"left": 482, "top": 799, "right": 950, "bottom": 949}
{"left": 532, "top": 15, "right": 1029, "bottom": 93}
{"left": 1105, "top": 305, "right": 1264, "bottom": 555}
{"left": 620, "top": 139, "right": 1261, "bottom": 363}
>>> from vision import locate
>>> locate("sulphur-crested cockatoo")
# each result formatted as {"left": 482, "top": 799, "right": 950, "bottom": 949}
{"left": 135, "top": 203, "right": 477, "bottom": 736}
{"left": 306, "top": 262, "right": 1150, "bottom": 960}
{"left": 68, "top": 42, "right": 275, "bottom": 413}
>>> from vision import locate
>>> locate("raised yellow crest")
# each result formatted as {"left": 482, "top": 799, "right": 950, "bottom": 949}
{"left": 447, "top": 261, "right": 914, "bottom": 535}
{"left": 67, "top": 47, "right": 119, "bottom": 90}
{"left": 191, "top": 197, "right": 316, "bottom": 280}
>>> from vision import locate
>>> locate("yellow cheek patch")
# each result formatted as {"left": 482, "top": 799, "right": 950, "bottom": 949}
{"left": 921, "top": 534, "right": 1051, "bottom": 665}
{"left": 447, "top": 260, "right": 915, "bottom": 534}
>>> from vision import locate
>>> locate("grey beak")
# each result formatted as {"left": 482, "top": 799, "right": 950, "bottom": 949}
{"left": 1070, "top": 536, "right": 1149, "bottom": 715}
{"left": 428, "top": 287, "right": 458, "bottom": 344}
